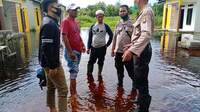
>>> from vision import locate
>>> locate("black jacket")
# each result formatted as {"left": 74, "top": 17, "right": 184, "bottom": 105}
{"left": 38, "top": 16, "right": 60, "bottom": 69}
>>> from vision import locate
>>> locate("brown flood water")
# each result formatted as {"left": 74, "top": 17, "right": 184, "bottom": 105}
{"left": 0, "top": 30, "right": 200, "bottom": 112}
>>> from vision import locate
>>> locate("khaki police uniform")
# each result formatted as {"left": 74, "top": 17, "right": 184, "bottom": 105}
{"left": 113, "top": 19, "right": 134, "bottom": 53}
{"left": 113, "top": 18, "right": 135, "bottom": 87}
{"left": 128, "top": 5, "right": 154, "bottom": 112}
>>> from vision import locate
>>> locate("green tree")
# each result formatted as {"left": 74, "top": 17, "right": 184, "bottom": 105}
{"left": 153, "top": 3, "right": 164, "bottom": 16}
{"left": 152, "top": 3, "right": 164, "bottom": 28}
{"left": 82, "top": 2, "right": 107, "bottom": 17}
{"left": 105, "top": 5, "right": 119, "bottom": 16}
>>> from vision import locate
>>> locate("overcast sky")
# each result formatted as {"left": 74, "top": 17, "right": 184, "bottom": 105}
{"left": 59, "top": 0, "right": 157, "bottom": 8}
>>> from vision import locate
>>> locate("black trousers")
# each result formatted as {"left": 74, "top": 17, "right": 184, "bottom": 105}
{"left": 87, "top": 46, "right": 107, "bottom": 74}
{"left": 115, "top": 53, "right": 134, "bottom": 81}
{"left": 133, "top": 43, "right": 152, "bottom": 112}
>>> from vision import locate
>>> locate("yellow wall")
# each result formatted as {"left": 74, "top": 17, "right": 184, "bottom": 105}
{"left": 16, "top": 5, "right": 31, "bottom": 33}
{"left": 34, "top": 8, "right": 42, "bottom": 31}
{"left": 16, "top": 5, "right": 23, "bottom": 32}
{"left": 0, "top": 0, "right": 3, "bottom": 7}
{"left": 179, "top": 0, "right": 183, "bottom": 5}
{"left": 160, "top": 35, "right": 164, "bottom": 51}
{"left": 160, "top": 33, "right": 169, "bottom": 51}
{"left": 38, "top": 9, "right": 42, "bottom": 27}
{"left": 162, "top": 4, "right": 167, "bottom": 29}
{"left": 163, "top": 0, "right": 183, "bottom": 30}
{"left": 166, "top": 5, "right": 172, "bottom": 29}
{"left": 23, "top": 7, "right": 30, "bottom": 32}
{"left": 160, "top": 34, "right": 165, "bottom": 51}
{"left": 164, "top": 33, "right": 169, "bottom": 50}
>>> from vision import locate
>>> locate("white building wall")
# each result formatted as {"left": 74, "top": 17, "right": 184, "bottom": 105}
{"left": 194, "top": 1, "right": 200, "bottom": 32}
{"left": 181, "top": 2, "right": 196, "bottom": 32}
{"left": 170, "top": 2, "right": 179, "bottom": 31}
{"left": 179, "top": 0, "right": 200, "bottom": 32}
{"left": 2, "top": 1, "right": 15, "bottom": 30}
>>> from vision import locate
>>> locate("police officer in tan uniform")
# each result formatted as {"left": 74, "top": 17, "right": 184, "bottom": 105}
{"left": 122, "top": 0, "right": 154, "bottom": 111}
{"left": 111, "top": 5, "right": 135, "bottom": 90}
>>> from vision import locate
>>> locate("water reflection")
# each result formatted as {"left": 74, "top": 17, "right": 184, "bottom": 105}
{"left": 87, "top": 79, "right": 106, "bottom": 111}
{"left": 149, "top": 32, "right": 200, "bottom": 112}
{"left": 24, "top": 33, "right": 32, "bottom": 58}
{"left": 159, "top": 32, "right": 200, "bottom": 81}
{"left": 0, "top": 32, "right": 39, "bottom": 90}
{"left": 160, "top": 32, "right": 200, "bottom": 70}
{"left": 0, "top": 30, "right": 199, "bottom": 112}
{"left": 114, "top": 87, "right": 137, "bottom": 112}
{"left": 160, "top": 32, "right": 178, "bottom": 52}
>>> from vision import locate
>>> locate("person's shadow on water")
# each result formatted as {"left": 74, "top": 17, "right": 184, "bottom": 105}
{"left": 87, "top": 75, "right": 109, "bottom": 111}
{"left": 87, "top": 75, "right": 138, "bottom": 112}
{"left": 115, "top": 86, "right": 137, "bottom": 112}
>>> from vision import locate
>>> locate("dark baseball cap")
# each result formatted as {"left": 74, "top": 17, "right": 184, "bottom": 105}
{"left": 41, "top": 0, "right": 58, "bottom": 13}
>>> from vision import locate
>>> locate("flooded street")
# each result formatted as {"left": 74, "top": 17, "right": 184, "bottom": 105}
{"left": 0, "top": 30, "right": 200, "bottom": 112}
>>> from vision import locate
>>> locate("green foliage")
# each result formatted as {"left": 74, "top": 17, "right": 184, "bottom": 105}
{"left": 77, "top": 16, "right": 120, "bottom": 29}
{"left": 153, "top": 3, "right": 164, "bottom": 29}
{"left": 79, "top": 2, "right": 120, "bottom": 17}
{"left": 155, "top": 15, "right": 163, "bottom": 29}
{"left": 78, "top": 2, "right": 164, "bottom": 29}
{"left": 78, "top": 2, "right": 107, "bottom": 17}
{"left": 104, "top": 17, "right": 120, "bottom": 29}
{"left": 153, "top": 3, "right": 164, "bottom": 17}
{"left": 77, "top": 16, "right": 95, "bottom": 28}
{"left": 130, "top": 6, "right": 139, "bottom": 15}
{"left": 105, "top": 5, "right": 119, "bottom": 16}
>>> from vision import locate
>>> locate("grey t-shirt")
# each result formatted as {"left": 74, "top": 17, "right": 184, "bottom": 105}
{"left": 91, "top": 23, "right": 107, "bottom": 48}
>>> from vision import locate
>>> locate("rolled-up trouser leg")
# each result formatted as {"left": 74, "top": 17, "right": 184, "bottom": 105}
{"left": 64, "top": 49, "right": 82, "bottom": 79}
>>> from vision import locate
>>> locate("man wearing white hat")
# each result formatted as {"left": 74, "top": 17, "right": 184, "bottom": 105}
{"left": 61, "top": 3, "right": 86, "bottom": 98}
{"left": 87, "top": 10, "right": 113, "bottom": 81}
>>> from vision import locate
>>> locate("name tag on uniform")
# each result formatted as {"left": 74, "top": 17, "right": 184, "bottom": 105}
{"left": 42, "top": 38, "right": 53, "bottom": 43}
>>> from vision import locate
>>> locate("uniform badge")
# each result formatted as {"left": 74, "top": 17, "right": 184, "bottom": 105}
{"left": 142, "top": 16, "right": 147, "bottom": 23}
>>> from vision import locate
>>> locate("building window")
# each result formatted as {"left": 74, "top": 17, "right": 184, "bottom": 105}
{"left": 186, "top": 8, "right": 193, "bottom": 25}
{"left": 179, "top": 8, "right": 184, "bottom": 29}
{"left": 188, "top": 4, "right": 194, "bottom": 7}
